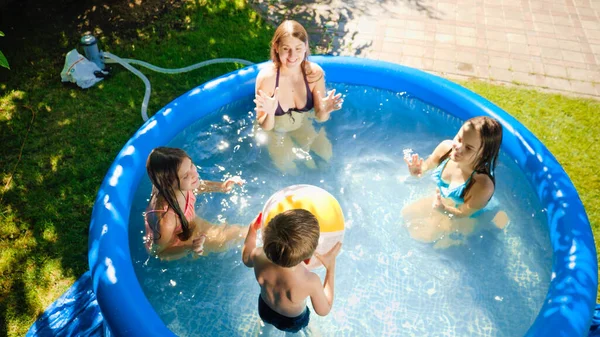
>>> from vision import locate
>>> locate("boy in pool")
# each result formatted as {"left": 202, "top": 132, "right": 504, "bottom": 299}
{"left": 242, "top": 210, "right": 342, "bottom": 334}
{"left": 145, "top": 147, "right": 246, "bottom": 260}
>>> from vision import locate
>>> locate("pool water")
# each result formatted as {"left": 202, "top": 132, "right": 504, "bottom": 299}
{"left": 129, "top": 84, "right": 552, "bottom": 337}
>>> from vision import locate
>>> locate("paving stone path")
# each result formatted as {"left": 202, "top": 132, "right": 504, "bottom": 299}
{"left": 250, "top": 0, "right": 600, "bottom": 98}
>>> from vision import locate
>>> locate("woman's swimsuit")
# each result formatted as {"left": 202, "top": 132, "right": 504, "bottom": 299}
{"left": 144, "top": 190, "right": 196, "bottom": 251}
{"left": 431, "top": 158, "right": 475, "bottom": 205}
{"left": 274, "top": 67, "right": 314, "bottom": 116}
{"left": 258, "top": 294, "right": 310, "bottom": 333}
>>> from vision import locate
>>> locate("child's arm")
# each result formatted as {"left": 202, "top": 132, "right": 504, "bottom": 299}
{"left": 434, "top": 173, "right": 495, "bottom": 217}
{"left": 308, "top": 242, "right": 342, "bottom": 316}
{"left": 192, "top": 216, "right": 244, "bottom": 254}
{"left": 197, "top": 176, "right": 245, "bottom": 194}
{"left": 242, "top": 213, "right": 263, "bottom": 268}
{"left": 157, "top": 238, "right": 204, "bottom": 261}
{"left": 405, "top": 140, "right": 453, "bottom": 177}
{"left": 156, "top": 246, "right": 191, "bottom": 260}
{"left": 152, "top": 214, "right": 204, "bottom": 259}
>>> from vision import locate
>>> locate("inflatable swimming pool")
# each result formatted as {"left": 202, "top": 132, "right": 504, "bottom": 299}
{"left": 88, "top": 56, "right": 597, "bottom": 336}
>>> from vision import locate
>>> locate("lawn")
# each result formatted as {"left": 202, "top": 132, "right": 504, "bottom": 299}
{"left": 0, "top": 0, "right": 598, "bottom": 336}
{"left": 0, "top": 1, "right": 272, "bottom": 336}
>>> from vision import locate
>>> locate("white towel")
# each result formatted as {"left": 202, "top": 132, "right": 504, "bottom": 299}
{"left": 60, "top": 49, "right": 104, "bottom": 89}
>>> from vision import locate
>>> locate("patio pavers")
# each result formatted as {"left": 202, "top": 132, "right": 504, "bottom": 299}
{"left": 251, "top": 0, "right": 600, "bottom": 98}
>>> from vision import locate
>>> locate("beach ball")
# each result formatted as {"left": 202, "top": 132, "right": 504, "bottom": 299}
{"left": 262, "top": 184, "right": 345, "bottom": 269}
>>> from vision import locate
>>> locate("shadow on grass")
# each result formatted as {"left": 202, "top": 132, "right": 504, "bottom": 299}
{"left": 0, "top": 0, "right": 273, "bottom": 336}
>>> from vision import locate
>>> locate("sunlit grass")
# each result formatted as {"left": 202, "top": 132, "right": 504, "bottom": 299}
{"left": 0, "top": 90, "right": 25, "bottom": 121}
{"left": 0, "top": 1, "right": 273, "bottom": 335}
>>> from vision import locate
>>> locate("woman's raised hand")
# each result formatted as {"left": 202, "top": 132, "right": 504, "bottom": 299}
{"left": 321, "top": 89, "right": 343, "bottom": 113}
{"left": 254, "top": 87, "right": 280, "bottom": 123}
{"left": 404, "top": 154, "right": 424, "bottom": 177}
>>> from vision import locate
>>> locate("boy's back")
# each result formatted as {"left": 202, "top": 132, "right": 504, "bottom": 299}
{"left": 252, "top": 247, "right": 318, "bottom": 317}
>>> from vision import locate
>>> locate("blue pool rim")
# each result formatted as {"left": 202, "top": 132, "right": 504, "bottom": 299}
{"left": 88, "top": 56, "right": 598, "bottom": 337}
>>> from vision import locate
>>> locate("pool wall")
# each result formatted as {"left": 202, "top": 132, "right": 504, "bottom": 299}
{"left": 88, "top": 56, "right": 597, "bottom": 337}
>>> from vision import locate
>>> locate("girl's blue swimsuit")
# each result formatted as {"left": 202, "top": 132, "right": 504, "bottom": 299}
{"left": 432, "top": 158, "right": 501, "bottom": 219}
{"left": 431, "top": 158, "right": 475, "bottom": 205}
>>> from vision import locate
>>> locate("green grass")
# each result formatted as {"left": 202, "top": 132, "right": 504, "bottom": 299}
{"left": 0, "top": 1, "right": 272, "bottom": 336}
{"left": 0, "top": 1, "right": 599, "bottom": 336}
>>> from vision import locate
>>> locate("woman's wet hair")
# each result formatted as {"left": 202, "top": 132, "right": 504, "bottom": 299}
{"left": 146, "top": 147, "right": 193, "bottom": 242}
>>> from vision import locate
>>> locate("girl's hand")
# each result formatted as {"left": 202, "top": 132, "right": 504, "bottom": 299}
{"left": 433, "top": 188, "right": 445, "bottom": 211}
{"left": 192, "top": 234, "right": 206, "bottom": 255}
{"left": 222, "top": 176, "right": 245, "bottom": 193}
{"left": 320, "top": 89, "right": 343, "bottom": 113}
{"left": 404, "top": 154, "right": 424, "bottom": 177}
{"left": 314, "top": 242, "right": 342, "bottom": 270}
{"left": 254, "top": 88, "right": 280, "bottom": 123}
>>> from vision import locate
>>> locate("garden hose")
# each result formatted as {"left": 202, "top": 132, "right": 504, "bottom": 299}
{"left": 102, "top": 52, "right": 254, "bottom": 121}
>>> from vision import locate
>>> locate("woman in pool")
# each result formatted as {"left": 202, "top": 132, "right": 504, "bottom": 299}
{"left": 254, "top": 20, "right": 344, "bottom": 173}
{"left": 144, "top": 147, "right": 246, "bottom": 260}
{"left": 402, "top": 116, "right": 508, "bottom": 248}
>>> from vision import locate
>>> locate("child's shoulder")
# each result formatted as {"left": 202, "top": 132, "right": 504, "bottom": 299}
{"left": 252, "top": 248, "right": 271, "bottom": 267}
{"left": 436, "top": 140, "right": 453, "bottom": 153}
{"left": 146, "top": 197, "right": 169, "bottom": 218}
{"left": 465, "top": 173, "right": 495, "bottom": 203}
{"left": 293, "top": 268, "right": 322, "bottom": 296}
{"left": 472, "top": 172, "right": 494, "bottom": 189}
{"left": 429, "top": 140, "right": 453, "bottom": 161}
{"left": 295, "top": 264, "right": 319, "bottom": 283}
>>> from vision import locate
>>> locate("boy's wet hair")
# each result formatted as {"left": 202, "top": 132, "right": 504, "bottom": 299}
{"left": 263, "top": 209, "right": 320, "bottom": 268}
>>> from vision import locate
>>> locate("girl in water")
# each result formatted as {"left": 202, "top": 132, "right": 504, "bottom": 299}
{"left": 402, "top": 116, "right": 508, "bottom": 248}
{"left": 144, "top": 147, "right": 246, "bottom": 260}
{"left": 254, "top": 20, "right": 344, "bottom": 173}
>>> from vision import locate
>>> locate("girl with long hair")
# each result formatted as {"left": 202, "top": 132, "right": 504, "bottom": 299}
{"left": 144, "top": 147, "right": 246, "bottom": 260}
{"left": 402, "top": 116, "right": 509, "bottom": 248}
